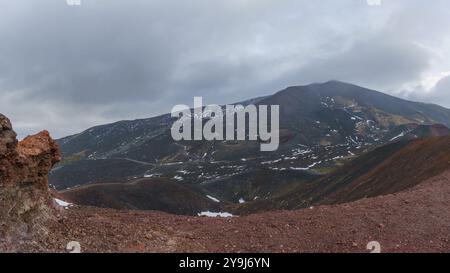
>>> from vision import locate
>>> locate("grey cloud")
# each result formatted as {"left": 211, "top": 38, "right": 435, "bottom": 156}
{"left": 283, "top": 38, "right": 431, "bottom": 91}
{"left": 424, "top": 76, "right": 450, "bottom": 107}
{"left": 1, "top": 0, "right": 450, "bottom": 138}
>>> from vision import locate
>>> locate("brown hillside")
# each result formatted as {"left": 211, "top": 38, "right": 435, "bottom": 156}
{"left": 15, "top": 170, "right": 450, "bottom": 253}
{"left": 238, "top": 136, "right": 450, "bottom": 213}
{"left": 61, "top": 178, "right": 224, "bottom": 215}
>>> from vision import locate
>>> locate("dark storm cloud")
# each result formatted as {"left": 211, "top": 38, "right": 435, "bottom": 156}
{"left": 0, "top": 0, "right": 449, "bottom": 137}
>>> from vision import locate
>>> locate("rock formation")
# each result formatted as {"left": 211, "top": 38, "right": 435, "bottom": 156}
{"left": 0, "top": 114, "right": 60, "bottom": 251}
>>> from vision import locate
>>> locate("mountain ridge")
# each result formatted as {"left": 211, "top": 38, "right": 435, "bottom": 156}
{"left": 59, "top": 80, "right": 450, "bottom": 142}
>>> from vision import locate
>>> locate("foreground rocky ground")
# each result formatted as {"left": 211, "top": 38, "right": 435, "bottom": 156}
{"left": 14, "top": 170, "right": 450, "bottom": 253}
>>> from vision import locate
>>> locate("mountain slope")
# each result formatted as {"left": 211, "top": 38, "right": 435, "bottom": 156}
{"left": 16, "top": 169, "right": 450, "bottom": 253}
{"left": 61, "top": 178, "right": 224, "bottom": 215}
{"left": 257, "top": 81, "right": 450, "bottom": 146}
{"left": 265, "top": 81, "right": 450, "bottom": 127}
{"left": 57, "top": 81, "right": 450, "bottom": 162}
{"left": 238, "top": 136, "right": 450, "bottom": 214}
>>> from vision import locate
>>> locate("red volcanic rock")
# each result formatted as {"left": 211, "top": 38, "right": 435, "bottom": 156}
{"left": 0, "top": 114, "right": 61, "bottom": 250}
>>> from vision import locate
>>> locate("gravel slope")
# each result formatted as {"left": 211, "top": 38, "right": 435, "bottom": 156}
{"left": 16, "top": 170, "right": 450, "bottom": 253}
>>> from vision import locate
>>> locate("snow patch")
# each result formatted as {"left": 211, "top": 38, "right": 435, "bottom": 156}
{"left": 261, "top": 159, "right": 282, "bottom": 165}
{"left": 143, "top": 173, "right": 161, "bottom": 178}
{"left": 198, "top": 211, "right": 234, "bottom": 218}
{"left": 290, "top": 161, "right": 322, "bottom": 171}
{"left": 390, "top": 132, "right": 405, "bottom": 141}
{"left": 55, "top": 198, "right": 72, "bottom": 209}
{"left": 206, "top": 195, "right": 220, "bottom": 203}
{"left": 173, "top": 175, "right": 184, "bottom": 181}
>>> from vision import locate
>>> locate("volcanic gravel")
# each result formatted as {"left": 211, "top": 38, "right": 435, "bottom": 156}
{"left": 13, "top": 171, "right": 450, "bottom": 253}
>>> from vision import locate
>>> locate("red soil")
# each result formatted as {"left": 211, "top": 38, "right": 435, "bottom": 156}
{"left": 19, "top": 169, "right": 450, "bottom": 253}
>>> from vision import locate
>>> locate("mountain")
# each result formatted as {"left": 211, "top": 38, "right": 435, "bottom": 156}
{"left": 238, "top": 136, "right": 450, "bottom": 214}
{"left": 49, "top": 81, "right": 450, "bottom": 213}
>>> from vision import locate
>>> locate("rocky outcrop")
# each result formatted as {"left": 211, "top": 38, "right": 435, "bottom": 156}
{"left": 0, "top": 114, "right": 60, "bottom": 250}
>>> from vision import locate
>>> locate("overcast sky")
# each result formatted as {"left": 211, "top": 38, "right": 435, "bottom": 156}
{"left": 1, "top": 0, "right": 450, "bottom": 138}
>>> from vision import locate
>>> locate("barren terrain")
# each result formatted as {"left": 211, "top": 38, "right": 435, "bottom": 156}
{"left": 16, "top": 170, "right": 450, "bottom": 253}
